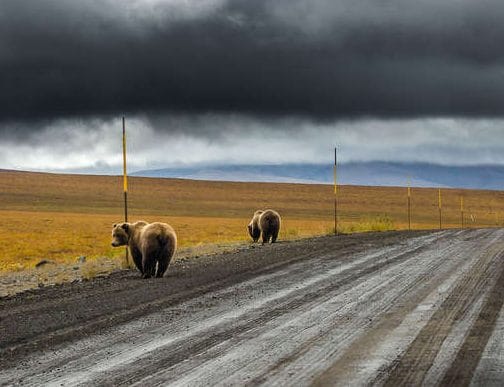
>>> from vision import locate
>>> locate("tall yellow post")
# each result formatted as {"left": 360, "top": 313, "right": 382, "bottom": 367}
{"left": 334, "top": 147, "right": 338, "bottom": 236}
{"left": 438, "top": 188, "right": 442, "bottom": 230}
{"left": 460, "top": 196, "right": 464, "bottom": 228}
{"left": 407, "top": 179, "right": 411, "bottom": 231}
{"left": 122, "top": 117, "right": 129, "bottom": 266}
{"left": 122, "top": 117, "right": 128, "bottom": 221}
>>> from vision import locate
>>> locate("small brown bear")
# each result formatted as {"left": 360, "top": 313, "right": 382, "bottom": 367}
{"left": 247, "top": 209, "right": 281, "bottom": 244}
{"left": 111, "top": 221, "right": 177, "bottom": 279}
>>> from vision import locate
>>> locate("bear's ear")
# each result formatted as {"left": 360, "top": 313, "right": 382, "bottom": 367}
{"left": 121, "top": 223, "right": 129, "bottom": 231}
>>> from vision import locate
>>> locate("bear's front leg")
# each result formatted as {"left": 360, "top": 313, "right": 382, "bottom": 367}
{"left": 130, "top": 247, "right": 144, "bottom": 275}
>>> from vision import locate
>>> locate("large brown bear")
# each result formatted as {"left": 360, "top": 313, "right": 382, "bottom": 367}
{"left": 111, "top": 221, "right": 177, "bottom": 279}
{"left": 247, "top": 209, "right": 281, "bottom": 244}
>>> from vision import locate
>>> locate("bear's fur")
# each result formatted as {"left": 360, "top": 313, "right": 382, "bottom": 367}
{"left": 248, "top": 209, "right": 281, "bottom": 244}
{"left": 247, "top": 210, "right": 263, "bottom": 242}
{"left": 111, "top": 221, "right": 177, "bottom": 279}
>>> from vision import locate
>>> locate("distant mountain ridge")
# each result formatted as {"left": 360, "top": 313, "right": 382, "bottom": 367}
{"left": 132, "top": 162, "right": 504, "bottom": 190}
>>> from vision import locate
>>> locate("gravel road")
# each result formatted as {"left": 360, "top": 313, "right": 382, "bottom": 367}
{"left": 1, "top": 229, "right": 503, "bottom": 386}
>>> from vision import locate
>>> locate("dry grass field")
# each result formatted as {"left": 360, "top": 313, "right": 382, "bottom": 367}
{"left": 1, "top": 169, "right": 503, "bottom": 272}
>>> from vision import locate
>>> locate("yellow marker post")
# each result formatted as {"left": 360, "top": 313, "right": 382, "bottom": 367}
{"left": 438, "top": 188, "right": 442, "bottom": 230}
{"left": 407, "top": 178, "right": 411, "bottom": 231}
{"left": 460, "top": 196, "right": 464, "bottom": 228}
{"left": 122, "top": 117, "right": 128, "bottom": 221}
{"left": 334, "top": 147, "right": 338, "bottom": 236}
{"left": 122, "top": 117, "right": 129, "bottom": 266}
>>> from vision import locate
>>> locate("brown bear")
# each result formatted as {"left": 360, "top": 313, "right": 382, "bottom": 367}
{"left": 111, "top": 221, "right": 177, "bottom": 279}
{"left": 247, "top": 209, "right": 281, "bottom": 244}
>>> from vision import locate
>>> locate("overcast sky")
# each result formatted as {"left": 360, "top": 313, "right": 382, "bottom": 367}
{"left": 1, "top": 0, "right": 504, "bottom": 172}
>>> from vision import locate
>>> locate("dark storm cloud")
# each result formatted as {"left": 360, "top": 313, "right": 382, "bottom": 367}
{"left": 2, "top": 0, "right": 504, "bottom": 127}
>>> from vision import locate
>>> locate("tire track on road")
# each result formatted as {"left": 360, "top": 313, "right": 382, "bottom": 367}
{"left": 268, "top": 230, "right": 499, "bottom": 387}
{"left": 382, "top": 233, "right": 504, "bottom": 386}
{"left": 440, "top": 252, "right": 504, "bottom": 386}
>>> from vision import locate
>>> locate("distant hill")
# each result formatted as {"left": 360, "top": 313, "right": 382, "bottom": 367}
{"left": 132, "top": 162, "right": 504, "bottom": 190}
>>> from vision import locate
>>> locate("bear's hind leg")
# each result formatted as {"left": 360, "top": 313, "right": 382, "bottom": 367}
{"left": 156, "top": 243, "right": 175, "bottom": 278}
{"left": 156, "top": 259, "right": 168, "bottom": 278}
{"left": 142, "top": 256, "right": 155, "bottom": 279}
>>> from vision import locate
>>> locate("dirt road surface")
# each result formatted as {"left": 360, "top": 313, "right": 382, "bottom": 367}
{"left": 1, "top": 229, "right": 504, "bottom": 386}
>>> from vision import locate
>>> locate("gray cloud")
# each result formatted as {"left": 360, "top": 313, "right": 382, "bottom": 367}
{"left": 2, "top": 0, "right": 504, "bottom": 128}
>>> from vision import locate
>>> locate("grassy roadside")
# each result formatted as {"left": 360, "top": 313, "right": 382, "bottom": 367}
{"left": 1, "top": 170, "right": 504, "bottom": 274}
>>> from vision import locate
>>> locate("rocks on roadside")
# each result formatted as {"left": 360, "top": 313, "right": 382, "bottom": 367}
{"left": 35, "top": 260, "right": 55, "bottom": 268}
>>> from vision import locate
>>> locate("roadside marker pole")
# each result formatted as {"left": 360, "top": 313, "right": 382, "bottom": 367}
{"left": 460, "top": 196, "right": 464, "bottom": 229}
{"left": 122, "top": 117, "right": 130, "bottom": 267}
{"left": 334, "top": 147, "right": 338, "bottom": 236}
{"left": 438, "top": 188, "right": 442, "bottom": 230}
{"left": 407, "top": 181, "right": 411, "bottom": 231}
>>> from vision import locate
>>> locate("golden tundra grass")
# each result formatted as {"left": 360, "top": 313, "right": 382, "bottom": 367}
{"left": 1, "top": 170, "right": 504, "bottom": 272}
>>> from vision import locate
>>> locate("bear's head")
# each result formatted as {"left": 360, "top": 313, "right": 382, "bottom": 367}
{"left": 111, "top": 223, "right": 130, "bottom": 247}
{"left": 247, "top": 220, "right": 260, "bottom": 242}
